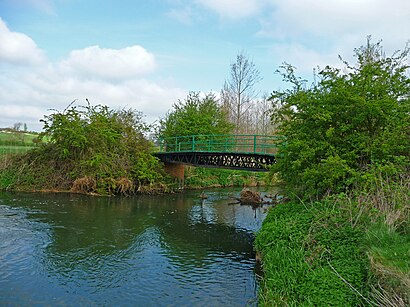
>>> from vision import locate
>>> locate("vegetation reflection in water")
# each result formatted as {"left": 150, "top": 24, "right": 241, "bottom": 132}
{"left": 0, "top": 188, "right": 271, "bottom": 306}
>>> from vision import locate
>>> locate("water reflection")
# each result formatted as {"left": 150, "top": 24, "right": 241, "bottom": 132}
{"left": 0, "top": 188, "right": 273, "bottom": 306}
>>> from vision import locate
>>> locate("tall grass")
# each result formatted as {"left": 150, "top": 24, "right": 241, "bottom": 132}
{"left": 340, "top": 173, "right": 410, "bottom": 306}
{"left": 256, "top": 172, "right": 410, "bottom": 306}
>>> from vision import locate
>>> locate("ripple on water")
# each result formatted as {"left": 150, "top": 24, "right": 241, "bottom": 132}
{"left": 0, "top": 191, "right": 264, "bottom": 306}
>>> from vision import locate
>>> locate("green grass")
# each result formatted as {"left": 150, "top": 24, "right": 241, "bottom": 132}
{"left": 0, "top": 131, "right": 40, "bottom": 155}
{"left": 256, "top": 174, "right": 410, "bottom": 306}
{"left": 255, "top": 201, "right": 369, "bottom": 306}
{"left": 0, "top": 131, "right": 38, "bottom": 143}
{"left": 365, "top": 223, "right": 410, "bottom": 305}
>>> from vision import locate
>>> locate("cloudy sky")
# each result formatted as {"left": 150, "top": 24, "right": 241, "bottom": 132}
{"left": 1, "top": 0, "right": 409, "bottom": 131}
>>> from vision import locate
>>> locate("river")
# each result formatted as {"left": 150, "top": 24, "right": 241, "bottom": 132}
{"left": 0, "top": 188, "right": 273, "bottom": 306}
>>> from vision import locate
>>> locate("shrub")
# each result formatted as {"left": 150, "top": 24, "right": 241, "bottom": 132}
{"left": 3, "top": 102, "right": 165, "bottom": 195}
{"left": 270, "top": 38, "right": 410, "bottom": 198}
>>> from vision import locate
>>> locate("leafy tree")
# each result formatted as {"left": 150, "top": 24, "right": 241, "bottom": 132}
{"left": 271, "top": 38, "right": 410, "bottom": 198}
{"left": 159, "top": 92, "right": 234, "bottom": 139}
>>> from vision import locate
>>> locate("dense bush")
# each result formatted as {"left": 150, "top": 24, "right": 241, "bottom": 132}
{"left": 270, "top": 38, "right": 410, "bottom": 198}
{"left": 2, "top": 102, "right": 166, "bottom": 194}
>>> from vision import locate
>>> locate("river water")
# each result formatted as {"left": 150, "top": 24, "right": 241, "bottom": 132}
{"left": 0, "top": 188, "right": 271, "bottom": 306}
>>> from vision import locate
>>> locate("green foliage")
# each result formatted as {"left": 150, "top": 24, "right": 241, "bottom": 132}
{"left": 256, "top": 172, "right": 410, "bottom": 306}
{"left": 255, "top": 201, "right": 369, "bottom": 306}
{"left": 3, "top": 102, "right": 165, "bottom": 194}
{"left": 0, "top": 168, "right": 16, "bottom": 190}
{"left": 158, "top": 92, "right": 234, "bottom": 139}
{"left": 271, "top": 38, "right": 410, "bottom": 198}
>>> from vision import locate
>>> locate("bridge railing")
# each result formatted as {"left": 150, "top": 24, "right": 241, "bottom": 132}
{"left": 158, "top": 134, "right": 279, "bottom": 155}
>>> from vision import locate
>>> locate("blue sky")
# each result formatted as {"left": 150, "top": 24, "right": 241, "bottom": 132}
{"left": 1, "top": 0, "right": 409, "bottom": 130}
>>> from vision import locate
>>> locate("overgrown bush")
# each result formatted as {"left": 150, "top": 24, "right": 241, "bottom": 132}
{"left": 270, "top": 38, "right": 410, "bottom": 198}
{"left": 2, "top": 102, "right": 166, "bottom": 194}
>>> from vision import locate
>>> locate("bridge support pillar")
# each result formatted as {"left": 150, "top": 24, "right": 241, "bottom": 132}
{"left": 164, "top": 162, "right": 184, "bottom": 189}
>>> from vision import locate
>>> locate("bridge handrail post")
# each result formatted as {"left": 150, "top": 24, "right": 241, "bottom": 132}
{"left": 253, "top": 135, "right": 257, "bottom": 154}
{"left": 192, "top": 135, "right": 195, "bottom": 151}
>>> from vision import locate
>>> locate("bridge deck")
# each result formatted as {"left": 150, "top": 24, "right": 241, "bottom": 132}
{"left": 155, "top": 134, "right": 278, "bottom": 171}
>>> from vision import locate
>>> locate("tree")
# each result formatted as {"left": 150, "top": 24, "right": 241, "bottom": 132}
{"left": 221, "top": 52, "right": 262, "bottom": 133}
{"left": 251, "top": 94, "right": 276, "bottom": 135}
{"left": 271, "top": 38, "right": 410, "bottom": 198}
{"left": 13, "top": 122, "right": 22, "bottom": 131}
{"left": 158, "top": 92, "right": 234, "bottom": 139}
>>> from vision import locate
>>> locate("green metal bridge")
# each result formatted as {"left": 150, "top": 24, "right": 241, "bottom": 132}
{"left": 155, "top": 134, "right": 278, "bottom": 171}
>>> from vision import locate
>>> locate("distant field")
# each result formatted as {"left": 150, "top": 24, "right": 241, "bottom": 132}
{"left": 0, "top": 131, "right": 39, "bottom": 155}
{"left": 0, "top": 131, "right": 38, "bottom": 144}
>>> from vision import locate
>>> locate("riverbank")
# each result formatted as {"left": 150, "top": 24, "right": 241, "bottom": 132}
{"left": 0, "top": 152, "right": 273, "bottom": 195}
{"left": 255, "top": 174, "right": 410, "bottom": 306}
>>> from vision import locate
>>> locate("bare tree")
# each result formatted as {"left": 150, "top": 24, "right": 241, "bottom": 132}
{"left": 221, "top": 52, "right": 262, "bottom": 133}
{"left": 13, "top": 122, "right": 22, "bottom": 131}
{"left": 255, "top": 94, "right": 275, "bottom": 135}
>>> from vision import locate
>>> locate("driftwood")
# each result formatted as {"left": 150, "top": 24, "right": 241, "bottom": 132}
{"left": 240, "top": 189, "right": 263, "bottom": 204}
{"left": 229, "top": 189, "right": 289, "bottom": 206}
{"left": 230, "top": 189, "right": 266, "bottom": 206}
{"left": 199, "top": 191, "right": 208, "bottom": 199}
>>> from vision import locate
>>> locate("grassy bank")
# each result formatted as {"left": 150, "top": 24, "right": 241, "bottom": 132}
{"left": 255, "top": 174, "right": 410, "bottom": 306}
{"left": 0, "top": 141, "right": 272, "bottom": 194}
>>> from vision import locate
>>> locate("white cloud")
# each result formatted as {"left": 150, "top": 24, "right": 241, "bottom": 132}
{"left": 259, "top": 0, "right": 410, "bottom": 48}
{"left": 0, "top": 18, "right": 46, "bottom": 65}
{"left": 256, "top": 0, "right": 410, "bottom": 80}
{"left": 60, "top": 45, "right": 156, "bottom": 81}
{"left": 0, "top": 66, "right": 186, "bottom": 130}
{"left": 196, "top": 0, "right": 268, "bottom": 19}
{"left": 0, "top": 24, "right": 186, "bottom": 131}
{"left": 270, "top": 43, "right": 340, "bottom": 74}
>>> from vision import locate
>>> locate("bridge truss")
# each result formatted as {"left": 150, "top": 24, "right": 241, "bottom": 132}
{"left": 155, "top": 134, "right": 278, "bottom": 171}
{"left": 155, "top": 152, "right": 275, "bottom": 171}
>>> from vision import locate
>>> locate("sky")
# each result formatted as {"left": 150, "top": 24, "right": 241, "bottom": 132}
{"left": 0, "top": 0, "right": 409, "bottom": 131}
